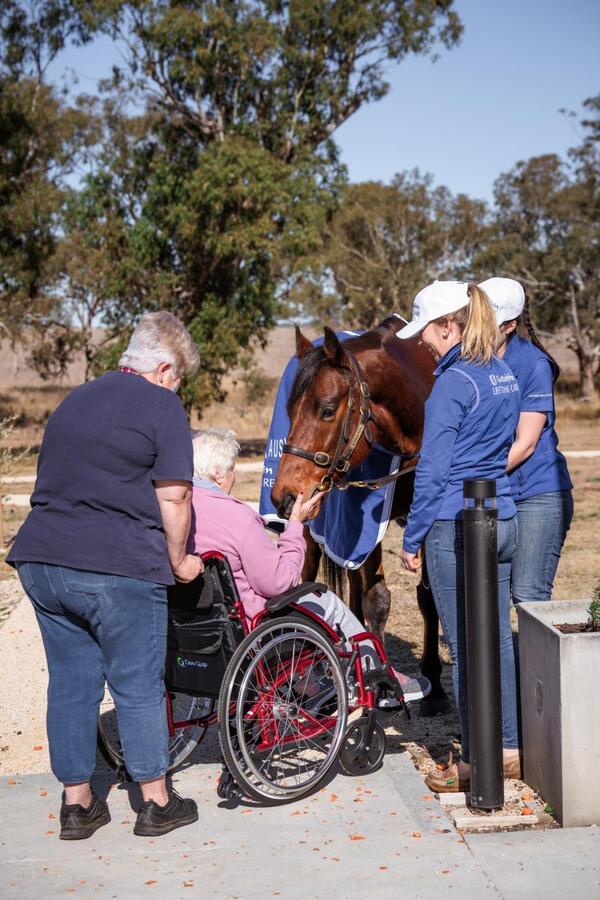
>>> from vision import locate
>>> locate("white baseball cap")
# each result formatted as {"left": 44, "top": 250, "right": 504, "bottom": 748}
{"left": 396, "top": 281, "right": 470, "bottom": 340}
{"left": 479, "top": 277, "right": 525, "bottom": 324}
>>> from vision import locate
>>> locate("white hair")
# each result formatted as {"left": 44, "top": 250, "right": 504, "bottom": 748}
{"left": 119, "top": 310, "right": 200, "bottom": 379}
{"left": 191, "top": 428, "right": 241, "bottom": 479}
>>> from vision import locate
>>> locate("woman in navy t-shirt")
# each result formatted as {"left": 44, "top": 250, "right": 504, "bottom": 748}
{"left": 398, "top": 281, "right": 522, "bottom": 794}
{"left": 8, "top": 311, "right": 202, "bottom": 840}
{"left": 481, "top": 278, "right": 574, "bottom": 604}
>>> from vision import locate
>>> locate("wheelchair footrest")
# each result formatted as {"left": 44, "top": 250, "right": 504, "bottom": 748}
{"left": 363, "top": 666, "right": 410, "bottom": 719}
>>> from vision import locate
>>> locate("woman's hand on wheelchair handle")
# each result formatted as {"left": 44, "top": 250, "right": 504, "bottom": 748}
{"left": 289, "top": 491, "right": 322, "bottom": 523}
{"left": 173, "top": 553, "right": 204, "bottom": 582}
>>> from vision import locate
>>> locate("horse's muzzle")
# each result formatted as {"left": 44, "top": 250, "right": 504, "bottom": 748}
{"left": 276, "top": 492, "right": 296, "bottom": 520}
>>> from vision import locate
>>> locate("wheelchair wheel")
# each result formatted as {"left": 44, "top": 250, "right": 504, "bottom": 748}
{"left": 339, "top": 716, "right": 386, "bottom": 776}
{"left": 98, "top": 688, "right": 214, "bottom": 775}
{"left": 218, "top": 613, "right": 348, "bottom": 804}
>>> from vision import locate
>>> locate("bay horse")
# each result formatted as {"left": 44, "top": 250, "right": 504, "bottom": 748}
{"left": 271, "top": 317, "right": 446, "bottom": 704}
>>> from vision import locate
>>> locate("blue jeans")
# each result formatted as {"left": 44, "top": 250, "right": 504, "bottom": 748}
{"left": 512, "top": 491, "right": 574, "bottom": 603}
{"left": 16, "top": 562, "right": 170, "bottom": 784}
{"left": 425, "top": 517, "right": 519, "bottom": 763}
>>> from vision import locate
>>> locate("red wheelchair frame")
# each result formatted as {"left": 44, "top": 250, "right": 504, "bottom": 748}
{"left": 165, "top": 552, "right": 405, "bottom": 745}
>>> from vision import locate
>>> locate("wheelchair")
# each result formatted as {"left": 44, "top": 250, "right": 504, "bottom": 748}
{"left": 98, "top": 553, "right": 408, "bottom": 805}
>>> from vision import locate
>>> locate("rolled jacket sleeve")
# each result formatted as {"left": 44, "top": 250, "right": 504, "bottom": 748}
{"left": 403, "top": 371, "right": 475, "bottom": 553}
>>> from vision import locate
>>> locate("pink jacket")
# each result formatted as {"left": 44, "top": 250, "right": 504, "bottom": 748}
{"left": 188, "top": 487, "right": 306, "bottom": 621}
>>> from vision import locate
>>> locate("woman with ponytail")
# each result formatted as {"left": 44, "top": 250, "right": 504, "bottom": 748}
{"left": 480, "top": 278, "right": 573, "bottom": 604}
{"left": 397, "top": 281, "right": 522, "bottom": 792}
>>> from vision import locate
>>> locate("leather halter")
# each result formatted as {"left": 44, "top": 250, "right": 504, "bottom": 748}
{"left": 282, "top": 349, "right": 378, "bottom": 493}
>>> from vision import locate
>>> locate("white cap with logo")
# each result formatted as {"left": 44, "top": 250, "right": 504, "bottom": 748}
{"left": 396, "top": 281, "right": 470, "bottom": 340}
{"left": 479, "top": 277, "right": 525, "bottom": 325}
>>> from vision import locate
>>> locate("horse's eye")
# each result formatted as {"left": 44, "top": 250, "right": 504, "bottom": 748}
{"left": 321, "top": 407, "right": 335, "bottom": 420}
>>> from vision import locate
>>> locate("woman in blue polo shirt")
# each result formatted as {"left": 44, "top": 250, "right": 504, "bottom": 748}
{"left": 398, "top": 281, "right": 521, "bottom": 793}
{"left": 480, "top": 278, "right": 573, "bottom": 603}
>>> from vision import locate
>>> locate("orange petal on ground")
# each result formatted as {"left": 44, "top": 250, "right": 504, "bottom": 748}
{"left": 7, "top": 779, "right": 16, "bottom": 785}
{"left": 39, "top": 790, "right": 48, "bottom": 797}
{"left": 521, "top": 807, "right": 534, "bottom": 816}
{"left": 349, "top": 834, "right": 366, "bottom": 841}
{"left": 33, "top": 746, "right": 43, "bottom": 751}
{"left": 412, "top": 832, "right": 422, "bottom": 838}
{"left": 522, "top": 793, "right": 534, "bottom": 801}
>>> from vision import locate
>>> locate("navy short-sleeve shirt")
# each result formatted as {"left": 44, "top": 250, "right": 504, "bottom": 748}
{"left": 7, "top": 371, "right": 193, "bottom": 585}
{"left": 504, "top": 335, "right": 572, "bottom": 501}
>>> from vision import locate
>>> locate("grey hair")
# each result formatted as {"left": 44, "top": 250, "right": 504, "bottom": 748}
{"left": 191, "top": 428, "right": 241, "bottom": 479}
{"left": 119, "top": 310, "right": 200, "bottom": 379}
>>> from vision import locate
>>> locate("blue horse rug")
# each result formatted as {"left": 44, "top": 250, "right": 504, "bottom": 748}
{"left": 259, "top": 332, "right": 400, "bottom": 570}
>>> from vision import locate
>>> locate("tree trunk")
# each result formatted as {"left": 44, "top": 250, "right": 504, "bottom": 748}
{"left": 568, "top": 285, "right": 599, "bottom": 401}
{"left": 578, "top": 354, "right": 599, "bottom": 401}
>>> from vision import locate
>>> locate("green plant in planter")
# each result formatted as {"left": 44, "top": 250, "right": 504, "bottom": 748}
{"left": 587, "top": 585, "right": 600, "bottom": 631}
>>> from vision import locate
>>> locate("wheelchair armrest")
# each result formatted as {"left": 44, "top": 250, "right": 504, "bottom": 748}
{"left": 265, "top": 582, "right": 328, "bottom": 612}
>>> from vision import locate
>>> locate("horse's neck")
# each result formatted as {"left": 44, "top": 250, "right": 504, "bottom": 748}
{"left": 358, "top": 339, "right": 434, "bottom": 457}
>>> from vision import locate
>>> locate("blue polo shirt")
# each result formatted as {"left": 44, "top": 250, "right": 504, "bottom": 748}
{"left": 503, "top": 335, "right": 572, "bottom": 502}
{"left": 403, "top": 343, "right": 520, "bottom": 553}
{"left": 7, "top": 371, "right": 193, "bottom": 585}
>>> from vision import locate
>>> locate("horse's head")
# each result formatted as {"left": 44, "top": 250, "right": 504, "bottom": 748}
{"left": 272, "top": 326, "right": 375, "bottom": 519}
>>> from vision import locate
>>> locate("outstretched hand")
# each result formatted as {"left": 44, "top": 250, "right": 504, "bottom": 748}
{"left": 289, "top": 490, "right": 323, "bottom": 523}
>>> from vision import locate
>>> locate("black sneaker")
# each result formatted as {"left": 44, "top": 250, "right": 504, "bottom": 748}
{"left": 133, "top": 790, "right": 198, "bottom": 837}
{"left": 60, "top": 792, "right": 111, "bottom": 841}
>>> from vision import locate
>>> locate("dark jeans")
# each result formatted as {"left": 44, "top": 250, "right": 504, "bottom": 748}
{"left": 424, "top": 517, "right": 519, "bottom": 763}
{"left": 512, "top": 490, "right": 574, "bottom": 603}
{"left": 16, "top": 562, "right": 170, "bottom": 784}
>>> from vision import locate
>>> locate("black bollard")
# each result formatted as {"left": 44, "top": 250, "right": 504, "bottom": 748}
{"left": 463, "top": 478, "right": 503, "bottom": 810}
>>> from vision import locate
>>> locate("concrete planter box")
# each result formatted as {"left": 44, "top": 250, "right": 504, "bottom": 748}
{"left": 517, "top": 600, "right": 600, "bottom": 827}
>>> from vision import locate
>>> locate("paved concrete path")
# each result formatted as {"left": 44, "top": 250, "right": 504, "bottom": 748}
{"left": 1, "top": 756, "right": 599, "bottom": 900}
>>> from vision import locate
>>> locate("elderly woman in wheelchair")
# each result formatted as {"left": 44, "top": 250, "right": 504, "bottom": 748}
{"left": 99, "top": 427, "right": 429, "bottom": 805}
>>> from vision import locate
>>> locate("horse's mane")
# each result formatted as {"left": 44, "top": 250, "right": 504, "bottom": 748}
{"left": 286, "top": 318, "right": 400, "bottom": 415}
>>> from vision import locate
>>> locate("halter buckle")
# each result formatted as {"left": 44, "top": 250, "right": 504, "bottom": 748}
{"left": 313, "top": 451, "right": 331, "bottom": 467}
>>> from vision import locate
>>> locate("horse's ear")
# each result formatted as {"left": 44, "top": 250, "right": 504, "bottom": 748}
{"left": 322, "top": 326, "right": 346, "bottom": 366}
{"left": 295, "top": 326, "right": 313, "bottom": 359}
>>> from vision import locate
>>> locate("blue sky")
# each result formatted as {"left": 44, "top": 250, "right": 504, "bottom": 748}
{"left": 49, "top": 0, "right": 599, "bottom": 201}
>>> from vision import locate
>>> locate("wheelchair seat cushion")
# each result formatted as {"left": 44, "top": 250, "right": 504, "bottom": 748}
{"left": 265, "top": 581, "right": 328, "bottom": 612}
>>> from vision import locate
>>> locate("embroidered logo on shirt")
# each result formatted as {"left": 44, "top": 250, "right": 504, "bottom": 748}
{"left": 489, "top": 373, "right": 519, "bottom": 395}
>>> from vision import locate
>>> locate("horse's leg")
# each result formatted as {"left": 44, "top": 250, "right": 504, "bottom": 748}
{"left": 417, "top": 554, "right": 449, "bottom": 711}
{"left": 302, "top": 527, "right": 322, "bottom": 581}
{"left": 348, "top": 568, "right": 364, "bottom": 626}
{"left": 360, "top": 544, "right": 391, "bottom": 646}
